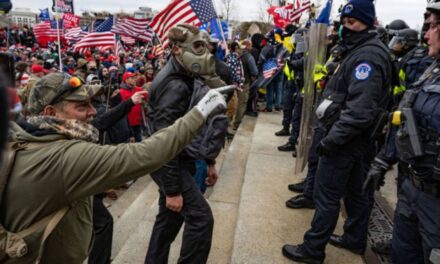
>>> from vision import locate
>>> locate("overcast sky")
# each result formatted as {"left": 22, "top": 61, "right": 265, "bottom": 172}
{"left": 11, "top": 0, "right": 426, "bottom": 29}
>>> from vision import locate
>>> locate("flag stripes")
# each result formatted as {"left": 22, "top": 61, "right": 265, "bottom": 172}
{"left": 149, "top": 0, "right": 202, "bottom": 47}
{"left": 111, "top": 17, "right": 154, "bottom": 42}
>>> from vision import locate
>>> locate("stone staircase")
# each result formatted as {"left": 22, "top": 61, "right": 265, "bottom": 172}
{"left": 107, "top": 113, "right": 365, "bottom": 264}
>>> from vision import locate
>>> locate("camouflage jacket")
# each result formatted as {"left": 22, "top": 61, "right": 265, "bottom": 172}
{"left": 1, "top": 109, "right": 204, "bottom": 263}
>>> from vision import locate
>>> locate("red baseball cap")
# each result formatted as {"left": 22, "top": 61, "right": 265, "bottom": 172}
{"left": 122, "top": 72, "right": 136, "bottom": 83}
{"left": 31, "top": 64, "right": 48, "bottom": 74}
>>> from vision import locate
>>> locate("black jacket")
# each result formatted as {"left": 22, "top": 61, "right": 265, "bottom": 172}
{"left": 93, "top": 96, "right": 134, "bottom": 144}
{"left": 215, "top": 59, "right": 232, "bottom": 85}
{"left": 319, "top": 30, "right": 392, "bottom": 156}
{"left": 147, "top": 57, "right": 195, "bottom": 196}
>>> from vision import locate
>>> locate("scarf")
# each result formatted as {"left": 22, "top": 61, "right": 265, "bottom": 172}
{"left": 26, "top": 116, "right": 99, "bottom": 143}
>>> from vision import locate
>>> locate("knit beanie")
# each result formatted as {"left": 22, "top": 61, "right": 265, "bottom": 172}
{"left": 340, "top": 0, "right": 376, "bottom": 28}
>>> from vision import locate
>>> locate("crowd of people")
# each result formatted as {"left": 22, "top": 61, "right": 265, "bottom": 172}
{"left": 1, "top": 0, "right": 440, "bottom": 263}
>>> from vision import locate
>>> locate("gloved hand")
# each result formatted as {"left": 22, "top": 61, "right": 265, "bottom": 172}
{"left": 194, "top": 89, "right": 226, "bottom": 119}
{"left": 316, "top": 141, "right": 331, "bottom": 156}
{"left": 362, "top": 157, "right": 390, "bottom": 194}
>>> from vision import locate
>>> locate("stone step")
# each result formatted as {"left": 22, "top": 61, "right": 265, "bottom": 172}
{"left": 205, "top": 117, "right": 257, "bottom": 263}
{"left": 230, "top": 112, "right": 365, "bottom": 264}
{"left": 110, "top": 176, "right": 159, "bottom": 259}
{"left": 112, "top": 197, "right": 159, "bottom": 264}
{"left": 112, "top": 116, "right": 256, "bottom": 264}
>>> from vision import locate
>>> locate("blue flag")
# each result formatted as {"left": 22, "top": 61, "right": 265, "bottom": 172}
{"left": 39, "top": 8, "right": 51, "bottom": 21}
{"left": 316, "top": 0, "right": 332, "bottom": 25}
{"left": 199, "top": 18, "right": 228, "bottom": 41}
{"left": 210, "top": 18, "right": 228, "bottom": 41}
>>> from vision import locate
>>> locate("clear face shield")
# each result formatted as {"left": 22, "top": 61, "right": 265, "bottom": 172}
{"left": 388, "top": 35, "right": 406, "bottom": 52}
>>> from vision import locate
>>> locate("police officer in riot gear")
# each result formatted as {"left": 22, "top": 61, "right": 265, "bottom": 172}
{"left": 282, "top": 0, "right": 393, "bottom": 263}
{"left": 278, "top": 28, "right": 307, "bottom": 154}
{"left": 364, "top": 11, "right": 435, "bottom": 256}
{"left": 363, "top": 2, "right": 440, "bottom": 262}
{"left": 389, "top": 28, "right": 420, "bottom": 58}
{"left": 387, "top": 19, "right": 410, "bottom": 39}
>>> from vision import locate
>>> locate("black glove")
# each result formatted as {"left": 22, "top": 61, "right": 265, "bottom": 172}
{"left": 316, "top": 141, "right": 331, "bottom": 156}
{"left": 362, "top": 158, "right": 390, "bottom": 194}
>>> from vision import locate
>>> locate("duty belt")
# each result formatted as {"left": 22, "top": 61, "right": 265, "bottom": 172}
{"left": 407, "top": 164, "right": 440, "bottom": 198}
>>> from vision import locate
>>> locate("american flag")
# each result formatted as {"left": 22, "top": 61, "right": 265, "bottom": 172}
{"left": 152, "top": 44, "right": 164, "bottom": 57}
{"left": 33, "top": 20, "right": 63, "bottom": 39}
{"left": 115, "top": 39, "right": 125, "bottom": 60}
{"left": 73, "top": 17, "right": 115, "bottom": 53}
{"left": 111, "top": 17, "right": 154, "bottom": 43}
{"left": 263, "top": 59, "right": 278, "bottom": 79}
{"left": 64, "top": 27, "right": 87, "bottom": 43}
{"left": 291, "top": 0, "right": 311, "bottom": 23}
{"left": 121, "top": 35, "right": 136, "bottom": 45}
{"left": 149, "top": 0, "right": 217, "bottom": 47}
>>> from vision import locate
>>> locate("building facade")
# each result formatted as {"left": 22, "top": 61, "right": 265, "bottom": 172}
{"left": 134, "top": 7, "right": 153, "bottom": 19}
{"left": 9, "top": 8, "right": 38, "bottom": 27}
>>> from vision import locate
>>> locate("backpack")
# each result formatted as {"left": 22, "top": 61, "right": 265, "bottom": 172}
{"left": 0, "top": 141, "right": 68, "bottom": 263}
{"left": 185, "top": 79, "right": 228, "bottom": 160}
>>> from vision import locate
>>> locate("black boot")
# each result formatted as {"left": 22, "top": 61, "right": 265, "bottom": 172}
{"left": 285, "top": 194, "right": 315, "bottom": 209}
{"left": 275, "top": 128, "right": 290, "bottom": 136}
{"left": 282, "top": 244, "right": 324, "bottom": 264}
{"left": 329, "top": 234, "right": 365, "bottom": 255}
{"left": 278, "top": 142, "right": 296, "bottom": 151}
{"left": 288, "top": 180, "right": 305, "bottom": 193}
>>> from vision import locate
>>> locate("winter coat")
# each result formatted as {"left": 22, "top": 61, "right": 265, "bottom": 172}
{"left": 2, "top": 109, "right": 204, "bottom": 263}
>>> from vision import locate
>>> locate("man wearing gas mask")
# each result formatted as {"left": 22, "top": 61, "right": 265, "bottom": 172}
{"left": 282, "top": 0, "right": 393, "bottom": 263}
{"left": 144, "top": 24, "right": 218, "bottom": 263}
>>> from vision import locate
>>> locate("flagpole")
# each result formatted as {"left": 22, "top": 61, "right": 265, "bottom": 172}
{"left": 113, "top": 15, "right": 117, "bottom": 54}
{"left": 54, "top": 2, "right": 63, "bottom": 72}
{"left": 55, "top": 18, "right": 63, "bottom": 72}
{"left": 6, "top": 14, "right": 10, "bottom": 49}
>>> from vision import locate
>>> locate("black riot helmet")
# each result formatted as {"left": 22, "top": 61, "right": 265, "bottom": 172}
{"left": 388, "top": 28, "right": 419, "bottom": 57}
{"left": 387, "top": 19, "right": 410, "bottom": 37}
{"left": 376, "top": 26, "right": 389, "bottom": 45}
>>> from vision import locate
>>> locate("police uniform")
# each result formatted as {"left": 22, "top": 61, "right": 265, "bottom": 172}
{"left": 375, "top": 45, "right": 434, "bottom": 192}
{"left": 391, "top": 60, "right": 440, "bottom": 263}
{"left": 280, "top": 52, "right": 302, "bottom": 133}
{"left": 300, "top": 29, "right": 392, "bottom": 258}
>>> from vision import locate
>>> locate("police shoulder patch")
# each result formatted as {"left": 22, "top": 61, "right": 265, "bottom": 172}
{"left": 354, "top": 63, "right": 372, "bottom": 81}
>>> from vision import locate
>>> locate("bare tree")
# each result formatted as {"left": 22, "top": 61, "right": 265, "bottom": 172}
{"left": 258, "top": 0, "right": 277, "bottom": 24}
{"left": 219, "top": 0, "right": 236, "bottom": 22}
